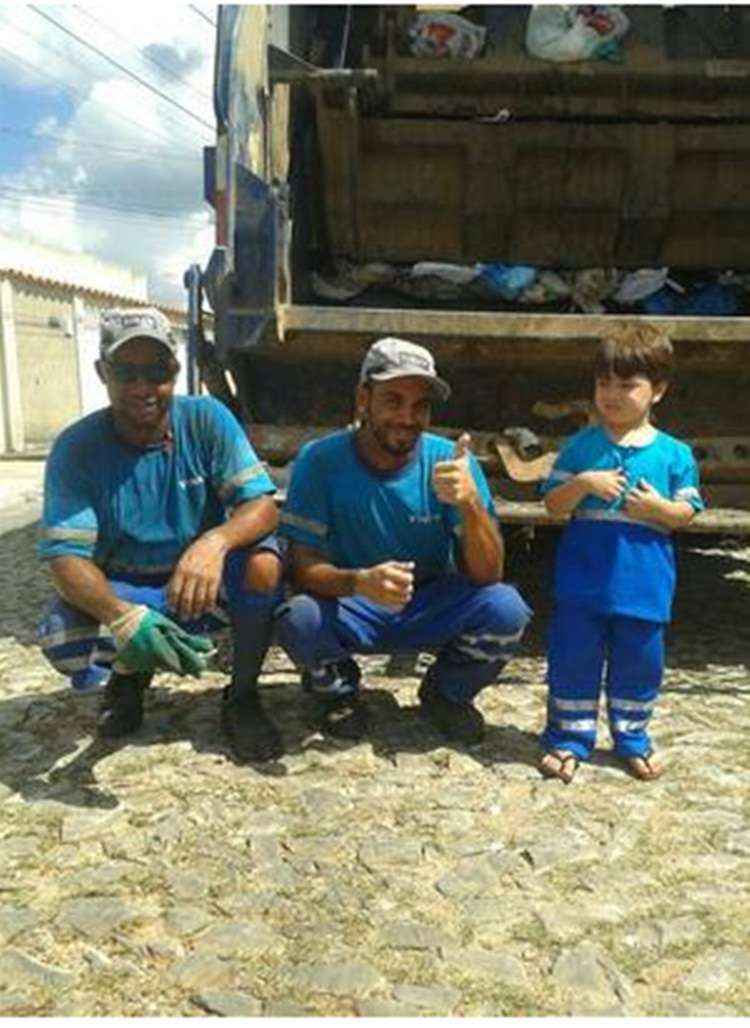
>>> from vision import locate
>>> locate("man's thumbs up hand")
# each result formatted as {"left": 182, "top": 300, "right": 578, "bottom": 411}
{"left": 432, "top": 431, "right": 478, "bottom": 507}
{"left": 454, "top": 432, "right": 472, "bottom": 459}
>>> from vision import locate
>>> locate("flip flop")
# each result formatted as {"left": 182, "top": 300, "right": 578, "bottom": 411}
{"left": 623, "top": 752, "right": 664, "bottom": 781}
{"left": 538, "top": 749, "right": 579, "bottom": 784}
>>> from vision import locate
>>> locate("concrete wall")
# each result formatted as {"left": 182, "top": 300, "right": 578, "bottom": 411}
{"left": 0, "top": 276, "right": 189, "bottom": 452}
{"left": 13, "top": 281, "right": 82, "bottom": 445}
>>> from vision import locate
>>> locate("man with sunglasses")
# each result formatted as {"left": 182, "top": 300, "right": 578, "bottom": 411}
{"left": 37, "top": 307, "right": 284, "bottom": 764}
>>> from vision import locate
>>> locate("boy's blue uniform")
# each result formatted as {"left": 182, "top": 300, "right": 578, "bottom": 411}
{"left": 276, "top": 430, "right": 531, "bottom": 703}
{"left": 539, "top": 424, "right": 703, "bottom": 759}
{"left": 38, "top": 395, "right": 280, "bottom": 692}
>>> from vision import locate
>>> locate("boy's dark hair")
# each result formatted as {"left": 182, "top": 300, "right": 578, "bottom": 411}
{"left": 594, "top": 323, "right": 674, "bottom": 385}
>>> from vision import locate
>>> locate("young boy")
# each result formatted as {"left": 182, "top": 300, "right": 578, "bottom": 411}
{"left": 538, "top": 323, "right": 704, "bottom": 783}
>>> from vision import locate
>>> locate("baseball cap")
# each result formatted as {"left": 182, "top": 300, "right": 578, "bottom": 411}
{"left": 359, "top": 337, "right": 451, "bottom": 402}
{"left": 100, "top": 307, "right": 178, "bottom": 360}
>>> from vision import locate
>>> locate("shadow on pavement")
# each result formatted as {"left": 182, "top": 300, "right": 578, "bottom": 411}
{"left": 0, "top": 674, "right": 542, "bottom": 812}
{"left": 0, "top": 521, "right": 747, "bottom": 812}
{"left": 507, "top": 527, "right": 750, "bottom": 673}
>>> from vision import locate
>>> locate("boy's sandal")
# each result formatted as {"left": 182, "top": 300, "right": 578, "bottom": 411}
{"left": 538, "top": 749, "right": 579, "bottom": 784}
{"left": 623, "top": 752, "right": 664, "bottom": 781}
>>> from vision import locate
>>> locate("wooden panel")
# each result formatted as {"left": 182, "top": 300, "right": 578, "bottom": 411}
{"left": 508, "top": 212, "right": 620, "bottom": 267}
{"left": 357, "top": 144, "right": 465, "bottom": 258}
{"left": 313, "top": 87, "right": 360, "bottom": 253}
{"left": 672, "top": 151, "right": 750, "bottom": 210}
{"left": 315, "top": 111, "right": 750, "bottom": 266}
{"left": 358, "top": 146, "right": 463, "bottom": 206}
{"left": 358, "top": 203, "right": 464, "bottom": 260}
{"left": 662, "top": 213, "right": 750, "bottom": 267}
{"left": 514, "top": 148, "right": 626, "bottom": 212}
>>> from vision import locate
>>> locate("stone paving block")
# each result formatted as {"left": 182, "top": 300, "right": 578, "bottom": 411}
{"left": 194, "top": 920, "right": 283, "bottom": 957}
{"left": 169, "top": 954, "right": 235, "bottom": 990}
{"left": 60, "top": 808, "right": 125, "bottom": 843}
{"left": 193, "top": 990, "right": 263, "bottom": 1016}
{"left": 282, "top": 962, "right": 385, "bottom": 996}
{"left": 56, "top": 898, "right": 149, "bottom": 940}
{"left": 391, "top": 983, "right": 461, "bottom": 1012}
{"left": 684, "top": 949, "right": 750, "bottom": 994}
{"left": 0, "top": 948, "right": 74, "bottom": 989}
{"left": 358, "top": 838, "right": 423, "bottom": 870}
{"left": 0, "top": 904, "right": 41, "bottom": 942}
{"left": 440, "top": 947, "right": 527, "bottom": 987}
{"left": 380, "top": 919, "right": 456, "bottom": 951}
{"left": 164, "top": 904, "right": 214, "bottom": 937}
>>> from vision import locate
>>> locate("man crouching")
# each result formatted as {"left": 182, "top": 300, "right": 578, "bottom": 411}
{"left": 37, "top": 307, "right": 283, "bottom": 763}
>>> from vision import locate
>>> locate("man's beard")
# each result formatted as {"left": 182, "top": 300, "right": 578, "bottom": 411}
{"left": 370, "top": 421, "right": 419, "bottom": 456}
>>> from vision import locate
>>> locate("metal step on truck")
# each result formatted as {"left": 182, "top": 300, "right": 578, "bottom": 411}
{"left": 185, "top": 4, "right": 750, "bottom": 535}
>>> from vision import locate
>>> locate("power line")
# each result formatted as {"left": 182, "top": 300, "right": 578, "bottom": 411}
{"left": 0, "top": 184, "right": 213, "bottom": 223}
{"left": 0, "top": 43, "right": 178, "bottom": 151}
{"left": 27, "top": 5, "right": 214, "bottom": 134}
{"left": 0, "top": 125, "right": 202, "bottom": 164}
{"left": 0, "top": 196, "right": 213, "bottom": 233}
{"left": 188, "top": 5, "right": 217, "bottom": 30}
{"left": 72, "top": 5, "right": 213, "bottom": 105}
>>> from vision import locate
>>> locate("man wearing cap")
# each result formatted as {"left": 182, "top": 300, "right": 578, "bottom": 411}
{"left": 37, "top": 307, "right": 284, "bottom": 763}
{"left": 275, "top": 337, "right": 531, "bottom": 743}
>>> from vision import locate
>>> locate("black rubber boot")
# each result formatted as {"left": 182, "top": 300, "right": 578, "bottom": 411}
{"left": 221, "top": 686, "right": 284, "bottom": 763}
{"left": 417, "top": 675, "right": 485, "bottom": 745}
{"left": 317, "top": 693, "right": 370, "bottom": 741}
{"left": 301, "top": 659, "right": 368, "bottom": 740}
{"left": 97, "top": 672, "right": 151, "bottom": 738}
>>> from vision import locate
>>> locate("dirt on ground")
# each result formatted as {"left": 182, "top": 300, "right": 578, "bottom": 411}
{"left": 0, "top": 513, "right": 748, "bottom": 1017}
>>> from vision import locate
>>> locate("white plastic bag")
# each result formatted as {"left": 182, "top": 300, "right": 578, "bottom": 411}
{"left": 613, "top": 267, "right": 670, "bottom": 305}
{"left": 410, "top": 262, "right": 480, "bottom": 286}
{"left": 409, "top": 13, "right": 486, "bottom": 60}
{"left": 525, "top": 5, "right": 629, "bottom": 63}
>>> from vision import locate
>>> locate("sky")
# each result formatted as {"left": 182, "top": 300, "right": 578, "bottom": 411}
{"left": 0, "top": 2, "right": 218, "bottom": 305}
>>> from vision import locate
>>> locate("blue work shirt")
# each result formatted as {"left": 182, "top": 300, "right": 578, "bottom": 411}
{"left": 39, "top": 395, "right": 275, "bottom": 580}
{"left": 279, "top": 429, "right": 496, "bottom": 584}
{"left": 540, "top": 424, "right": 704, "bottom": 622}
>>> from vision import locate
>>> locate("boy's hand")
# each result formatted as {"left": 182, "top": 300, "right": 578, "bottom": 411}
{"left": 432, "top": 433, "right": 478, "bottom": 507}
{"left": 579, "top": 469, "right": 627, "bottom": 502}
{"left": 625, "top": 478, "right": 665, "bottom": 519}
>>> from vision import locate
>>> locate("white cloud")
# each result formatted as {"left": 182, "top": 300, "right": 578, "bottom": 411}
{"left": 0, "top": 3, "right": 217, "bottom": 305}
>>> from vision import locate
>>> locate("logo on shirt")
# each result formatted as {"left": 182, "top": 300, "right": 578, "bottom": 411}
{"left": 409, "top": 513, "right": 441, "bottom": 525}
{"left": 179, "top": 476, "right": 205, "bottom": 489}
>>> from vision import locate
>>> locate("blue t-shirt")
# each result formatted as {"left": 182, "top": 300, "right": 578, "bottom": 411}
{"left": 540, "top": 424, "right": 704, "bottom": 622}
{"left": 279, "top": 429, "right": 496, "bottom": 584}
{"left": 39, "top": 395, "right": 275, "bottom": 580}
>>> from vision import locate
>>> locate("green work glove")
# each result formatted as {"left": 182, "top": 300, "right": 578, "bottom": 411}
{"left": 108, "top": 605, "right": 214, "bottom": 678}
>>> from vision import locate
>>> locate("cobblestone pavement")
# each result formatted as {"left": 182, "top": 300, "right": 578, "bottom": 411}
{"left": 0, "top": 511, "right": 748, "bottom": 1016}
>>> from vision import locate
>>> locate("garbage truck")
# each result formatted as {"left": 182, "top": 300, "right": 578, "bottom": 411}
{"left": 185, "top": 4, "right": 750, "bottom": 533}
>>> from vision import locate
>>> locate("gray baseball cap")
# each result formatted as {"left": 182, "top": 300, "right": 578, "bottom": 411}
{"left": 100, "top": 307, "right": 178, "bottom": 360}
{"left": 359, "top": 337, "right": 451, "bottom": 402}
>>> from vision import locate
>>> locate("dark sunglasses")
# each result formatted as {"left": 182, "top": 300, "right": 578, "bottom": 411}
{"left": 104, "top": 360, "right": 178, "bottom": 385}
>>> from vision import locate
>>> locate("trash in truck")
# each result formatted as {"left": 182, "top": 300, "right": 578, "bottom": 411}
{"left": 408, "top": 12, "right": 487, "bottom": 59}
{"left": 613, "top": 267, "right": 672, "bottom": 305}
{"left": 474, "top": 262, "right": 537, "bottom": 302}
{"left": 571, "top": 268, "right": 621, "bottom": 313}
{"left": 642, "top": 280, "right": 744, "bottom": 317}
{"left": 519, "top": 270, "right": 572, "bottom": 305}
{"left": 525, "top": 5, "right": 630, "bottom": 63}
{"left": 311, "top": 260, "right": 397, "bottom": 301}
{"left": 310, "top": 257, "right": 749, "bottom": 316}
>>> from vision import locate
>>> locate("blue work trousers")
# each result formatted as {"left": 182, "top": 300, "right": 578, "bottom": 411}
{"left": 542, "top": 604, "right": 665, "bottom": 760}
{"left": 275, "top": 575, "right": 531, "bottom": 704}
{"left": 38, "top": 540, "right": 283, "bottom": 693}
